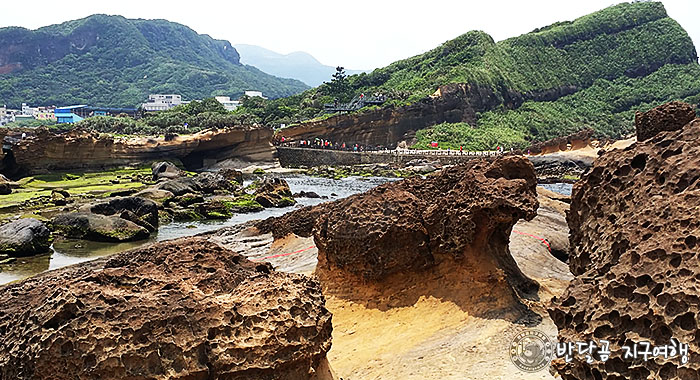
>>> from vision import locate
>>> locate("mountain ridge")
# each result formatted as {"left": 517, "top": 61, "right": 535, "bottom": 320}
{"left": 0, "top": 15, "right": 310, "bottom": 108}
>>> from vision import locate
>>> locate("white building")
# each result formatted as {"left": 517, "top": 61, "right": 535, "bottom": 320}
{"left": 244, "top": 91, "right": 267, "bottom": 99}
{"left": 142, "top": 94, "right": 184, "bottom": 111}
{"left": 215, "top": 96, "right": 241, "bottom": 111}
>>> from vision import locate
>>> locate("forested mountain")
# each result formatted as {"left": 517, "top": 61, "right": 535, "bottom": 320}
{"left": 240, "top": 1, "right": 700, "bottom": 148}
{"left": 235, "top": 44, "right": 366, "bottom": 86}
{"left": 0, "top": 15, "right": 309, "bottom": 108}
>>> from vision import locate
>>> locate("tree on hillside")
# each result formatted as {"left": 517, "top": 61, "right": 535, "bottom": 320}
{"left": 323, "top": 66, "right": 351, "bottom": 102}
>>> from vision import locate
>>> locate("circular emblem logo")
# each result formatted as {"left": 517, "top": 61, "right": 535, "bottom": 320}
{"left": 510, "top": 329, "right": 554, "bottom": 372}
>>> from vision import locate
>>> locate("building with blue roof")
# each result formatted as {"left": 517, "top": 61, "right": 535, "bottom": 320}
{"left": 55, "top": 105, "right": 140, "bottom": 124}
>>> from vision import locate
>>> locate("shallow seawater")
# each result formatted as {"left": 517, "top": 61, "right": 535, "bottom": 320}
{"left": 540, "top": 182, "right": 573, "bottom": 196}
{"left": 0, "top": 175, "right": 397, "bottom": 284}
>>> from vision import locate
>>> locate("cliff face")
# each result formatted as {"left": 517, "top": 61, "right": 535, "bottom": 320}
{"left": 0, "top": 237, "right": 334, "bottom": 380}
{"left": 549, "top": 103, "right": 700, "bottom": 379}
{"left": 280, "top": 83, "right": 524, "bottom": 147}
{"left": 5, "top": 126, "right": 273, "bottom": 175}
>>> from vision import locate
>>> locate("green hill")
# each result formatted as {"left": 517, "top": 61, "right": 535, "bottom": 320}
{"left": 0, "top": 15, "right": 309, "bottom": 108}
{"left": 244, "top": 1, "right": 700, "bottom": 148}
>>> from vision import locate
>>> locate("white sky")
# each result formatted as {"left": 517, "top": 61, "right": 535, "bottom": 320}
{"left": 0, "top": 0, "right": 698, "bottom": 70}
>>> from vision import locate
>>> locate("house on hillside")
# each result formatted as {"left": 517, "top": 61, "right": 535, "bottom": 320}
{"left": 215, "top": 96, "right": 241, "bottom": 111}
{"left": 142, "top": 94, "right": 184, "bottom": 111}
{"left": 244, "top": 91, "right": 267, "bottom": 99}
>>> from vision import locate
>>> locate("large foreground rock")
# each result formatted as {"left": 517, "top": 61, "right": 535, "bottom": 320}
{"left": 314, "top": 157, "right": 539, "bottom": 288}
{"left": 0, "top": 218, "right": 51, "bottom": 257}
{"left": 549, "top": 112, "right": 700, "bottom": 378}
{"left": 0, "top": 237, "right": 333, "bottom": 380}
{"left": 51, "top": 213, "right": 149, "bottom": 242}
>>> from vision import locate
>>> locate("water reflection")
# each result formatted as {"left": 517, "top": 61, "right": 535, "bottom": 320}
{"left": 0, "top": 175, "right": 396, "bottom": 284}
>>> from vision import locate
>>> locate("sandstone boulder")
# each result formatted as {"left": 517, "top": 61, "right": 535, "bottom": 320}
{"left": 51, "top": 213, "right": 149, "bottom": 242}
{"left": 313, "top": 157, "right": 539, "bottom": 288}
{"left": 635, "top": 101, "right": 696, "bottom": 141}
{"left": 0, "top": 237, "right": 333, "bottom": 380}
{"left": 0, "top": 218, "right": 51, "bottom": 257}
{"left": 83, "top": 197, "right": 159, "bottom": 232}
{"left": 549, "top": 115, "right": 700, "bottom": 378}
{"left": 151, "top": 161, "right": 184, "bottom": 181}
{"left": 254, "top": 177, "right": 296, "bottom": 208}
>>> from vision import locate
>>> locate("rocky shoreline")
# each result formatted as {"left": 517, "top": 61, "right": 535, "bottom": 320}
{"left": 0, "top": 101, "right": 697, "bottom": 379}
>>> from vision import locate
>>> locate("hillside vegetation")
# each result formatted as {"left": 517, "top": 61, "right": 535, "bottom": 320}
{"left": 238, "top": 1, "right": 700, "bottom": 148}
{"left": 0, "top": 15, "right": 309, "bottom": 108}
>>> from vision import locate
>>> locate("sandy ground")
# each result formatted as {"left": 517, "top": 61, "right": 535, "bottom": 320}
{"left": 209, "top": 188, "right": 573, "bottom": 380}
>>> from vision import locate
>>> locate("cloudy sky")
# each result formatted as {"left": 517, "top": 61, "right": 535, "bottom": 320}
{"left": 0, "top": 0, "right": 698, "bottom": 70}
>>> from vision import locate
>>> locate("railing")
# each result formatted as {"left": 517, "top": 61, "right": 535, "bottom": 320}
{"left": 276, "top": 145, "right": 505, "bottom": 157}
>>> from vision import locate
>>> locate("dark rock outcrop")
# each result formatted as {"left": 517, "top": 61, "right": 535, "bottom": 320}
{"left": 549, "top": 114, "right": 700, "bottom": 378}
{"left": 51, "top": 213, "right": 149, "bottom": 242}
{"left": 151, "top": 161, "right": 184, "bottom": 181}
{"left": 155, "top": 177, "right": 200, "bottom": 196}
{"left": 83, "top": 196, "right": 159, "bottom": 232}
{"left": 254, "top": 177, "right": 296, "bottom": 208}
{"left": 635, "top": 101, "right": 696, "bottom": 141}
{"left": 0, "top": 237, "right": 333, "bottom": 380}
{"left": 194, "top": 171, "right": 237, "bottom": 194}
{"left": 0, "top": 218, "right": 51, "bottom": 257}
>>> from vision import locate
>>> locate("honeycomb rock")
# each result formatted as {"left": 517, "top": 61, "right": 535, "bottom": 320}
{"left": 549, "top": 118, "right": 700, "bottom": 379}
{"left": 313, "top": 156, "right": 540, "bottom": 295}
{"left": 0, "top": 237, "right": 333, "bottom": 380}
{"left": 635, "top": 101, "right": 696, "bottom": 142}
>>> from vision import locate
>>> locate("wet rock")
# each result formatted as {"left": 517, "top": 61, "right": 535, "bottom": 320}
{"left": 194, "top": 196, "right": 264, "bottom": 219}
{"left": 548, "top": 115, "right": 700, "bottom": 378}
{"left": 168, "top": 193, "right": 205, "bottom": 208}
{"left": 219, "top": 168, "right": 244, "bottom": 184}
{"left": 108, "top": 188, "right": 138, "bottom": 197}
{"left": 51, "top": 213, "right": 149, "bottom": 242}
{"left": 293, "top": 191, "right": 321, "bottom": 198}
{"left": 169, "top": 208, "right": 203, "bottom": 222}
{"left": 154, "top": 177, "right": 200, "bottom": 196}
{"left": 254, "top": 177, "right": 296, "bottom": 208}
{"left": 50, "top": 189, "right": 70, "bottom": 206}
{"left": 0, "top": 218, "right": 51, "bottom": 257}
{"left": 83, "top": 197, "right": 159, "bottom": 232}
{"left": 151, "top": 161, "right": 184, "bottom": 181}
{"left": 194, "top": 171, "right": 237, "bottom": 194}
{"left": 134, "top": 188, "right": 174, "bottom": 206}
{"left": 0, "top": 237, "right": 333, "bottom": 380}
{"left": 635, "top": 101, "right": 696, "bottom": 141}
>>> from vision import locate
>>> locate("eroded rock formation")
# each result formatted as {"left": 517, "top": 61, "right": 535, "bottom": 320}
{"left": 0, "top": 237, "right": 333, "bottom": 380}
{"left": 549, "top": 105, "right": 700, "bottom": 379}
{"left": 635, "top": 101, "right": 696, "bottom": 142}
{"left": 3, "top": 126, "right": 274, "bottom": 175}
